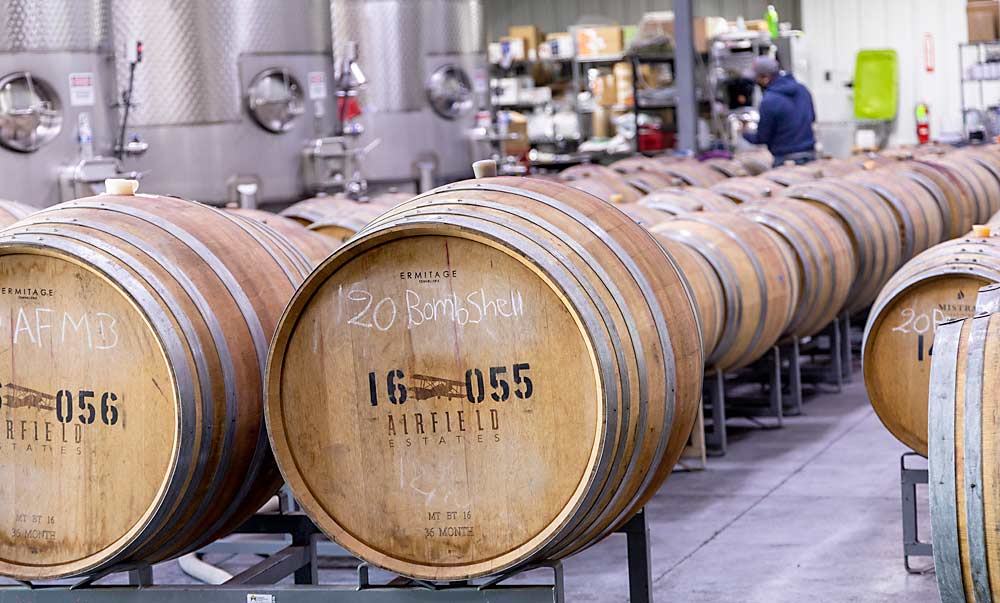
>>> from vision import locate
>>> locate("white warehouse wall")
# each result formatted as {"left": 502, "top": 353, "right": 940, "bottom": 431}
{"left": 800, "top": 0, "right": 968, "bottom": 146}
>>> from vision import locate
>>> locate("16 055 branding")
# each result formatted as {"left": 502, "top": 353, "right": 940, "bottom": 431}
{"left": 367, "top": 363, "right": 534, "bottom": 449}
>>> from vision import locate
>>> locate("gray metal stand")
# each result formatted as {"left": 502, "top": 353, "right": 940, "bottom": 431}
{"left": 782, "top": 315, "right": 849, "bottom": 415}
{"left": 704, "top": 346, "right": 784, "bottom": 456}
{"left": 840, "top": 311, "right": 853, "bottom": 381}
{"left": 1, "top": 510, "right": 653, "bottom": 603}
{"left": 900, "top": 452, "right": 933, "bottom": 574}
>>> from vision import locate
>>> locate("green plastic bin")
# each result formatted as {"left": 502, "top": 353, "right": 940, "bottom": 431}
{"left": 854, "top": 49, "right": 898, "bottom": 121}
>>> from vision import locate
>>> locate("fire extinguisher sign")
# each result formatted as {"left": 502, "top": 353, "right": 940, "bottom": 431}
{"left": 923, "top": 33, "right": 935, "bottom": 73}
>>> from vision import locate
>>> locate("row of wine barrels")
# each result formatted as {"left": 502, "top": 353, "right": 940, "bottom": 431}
{"left": 920, "top": 153, "right": 999, "bottom": 224}
{"left": 710, "top": 176, "right": 782, "bottom": 204}
{"left": 702, "top": 157, "right": 749, "bottom": 178}
{"left": 227, "top": 208, "right": 339, "bottom": 265}
{"left": 608, "top": 157, "right": 679, "bottom": 192}
{"left": 734, "top": 149, "right": 773, "bottom": 175}
{"left": 0, "top": 199, "right": 36, "bottom": 227}
{"left": 265, "top": 177, "right": 703, "bottom": 580}
{"left": 0, "top": 191, "right": 306, "bottom": 579}
{"left": 846, "top": 169, "right": 945, "bottom": 260}
{"left": 783, "top": 179, "right": 903, "bottom": 314}
{"left": 650, "top": 212, "right": 799, "bottom": 371}
{"left": 738, "top": 199, "right": 856, "bottom": 338}
{"left": 863, "top": 230, "right": 1000, "bottom": 455}
{"left": 642, "top": 187, "right": 737, "bottom": 213}
{"left": 280, "top": 192, "right": 406, "bottom": 234}
{"left": 655, "top": 160, "right": 729, "bottom": 188}
{"left": 559, "top": 164, "right": 642, "bottom": 202}
{"left": 760, "top": 164, "right": 823, "bottom": 186}
{"left": 928, "top": 306, "right": 1000, "bottom": 602}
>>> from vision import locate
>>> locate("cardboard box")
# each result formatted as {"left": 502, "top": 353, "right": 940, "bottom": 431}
{"left": 639, "top": 13, "right": 729, "bottom": 53}
{"left": 500, "top": 111, "right": 530, "bottom": 156}
{"left": 542, "top": 32, "right": 574, "bottom": 59}
{"left": 492, "top": 78, "right": 520, "bottom": 106}
{"left": 498, "top": 36, "right": 526, "bottom": 61}
{"left": 968, "top": 1, "right": 1000, "bottom": 43}
{"left": 575, "top": 26, "right": 623, "bottom": 58}
{"left": 509, "top": 25, "right": 543, "bottom": 50}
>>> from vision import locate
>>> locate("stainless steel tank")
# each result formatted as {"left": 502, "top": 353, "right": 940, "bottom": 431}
{"left": 0, "top": 0, "right": 114, "bottom": 206}
{"left": 110, "top": 0, "right": 335, "bottom": 205}
{"left": 331, "top": 0, "right": 486, "bottom": 187}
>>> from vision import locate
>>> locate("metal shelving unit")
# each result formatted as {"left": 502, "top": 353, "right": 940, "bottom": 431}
{"left": 960, "top": 40, "right": 1000, "bottom": 138}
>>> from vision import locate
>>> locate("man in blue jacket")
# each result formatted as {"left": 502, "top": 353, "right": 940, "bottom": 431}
{"left": 742, "top": 56, "right": 817, "bottom": 167}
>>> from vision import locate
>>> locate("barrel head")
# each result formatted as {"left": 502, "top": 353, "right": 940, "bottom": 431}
{"left": 0, "top": 250, "right": 177, "bottom": 579}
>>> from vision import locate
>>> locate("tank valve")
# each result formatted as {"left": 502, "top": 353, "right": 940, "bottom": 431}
{"left": 105, "top": 179, "right": 139, "bottom": 196}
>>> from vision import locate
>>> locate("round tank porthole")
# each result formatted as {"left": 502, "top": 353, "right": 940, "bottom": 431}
{"left": 0, "top": 72, "right": 63, "bottom": 153}
{"left": 247, "top": 68, "right": 305, "bottom": 134}
{"left": 426, "top": 64, "right": 473, "bottom": 120}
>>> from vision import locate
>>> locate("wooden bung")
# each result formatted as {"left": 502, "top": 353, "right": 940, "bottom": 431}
{"left": 265, "top": 177, "right": 703, "bottom": 580}
{"left": 0, "top": 193, "right": 307, "bottom": 579}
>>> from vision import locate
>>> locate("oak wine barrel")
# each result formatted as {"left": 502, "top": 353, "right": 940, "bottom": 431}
{"left": 734, "top": 150, "right": 773, "bottom": 175}
{"left": 281, "top": 193, "right": 403, "bottom": 228}
{"left": 266, "top": 177, "right": 703, "bottom": 580}
{"left": 227, "top": 208, "right": 340, "bottom": 265}
{"left": 847, "top": 168, "right": 946, "bottom": 260}
{"left": 888, "top": 160, "right": 972, "bottom": 240}
{"left": 710, "top": 176, "right": 781, "bottom": 204}
{"left": 559, "top": 164, "right": 642, "bottom": 203}
{"left": 760, "top": 164, "right": 822, "bottom": 186}
{"left": 863, "top": 231, "right": 1000, "bottom": 455}
{"left": 655, "top": 236, "right": 725, "bottom": 359}
{"left": 0, "top": 200, "right": 36, "bottom": 228}
{"left": 702, "top": 157, "right": 749, "bottom": 178}
{"left": 0, "top": 191, "right": 306, "bottom": 579}
{"left": 929, "top": 308, "right": 1000, "bottom": 602}
{"left": 653, "top": 160, "right": 728, "bottom": 187}
{"left": 738, "top": 199, "right": 856, "bottom": 338}
{"left": 650, "top": 211, "right": 798, "bottom": 371}
{"left": 783, "top": 180, "right": 903, "bottom": 314}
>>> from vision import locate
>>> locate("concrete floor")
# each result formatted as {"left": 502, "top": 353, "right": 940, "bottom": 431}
{"left": 0, "top": 373, "right": 940, "bottom": 601}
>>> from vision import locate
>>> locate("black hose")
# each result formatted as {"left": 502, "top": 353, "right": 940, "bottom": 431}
{"left": 116, "top": 61, "right": 137, "bottom": 161}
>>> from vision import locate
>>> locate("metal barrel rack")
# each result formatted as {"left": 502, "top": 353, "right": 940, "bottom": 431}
{"left": 900, "top": 452, "right": 933, "bottom": 574}
{"left": 0, "top": 510, "right": 654, "bottom": 603}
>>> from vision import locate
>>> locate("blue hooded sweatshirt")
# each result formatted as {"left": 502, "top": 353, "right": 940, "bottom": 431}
{"left": 743, "top": 73, "right": 816, "bottom": 157}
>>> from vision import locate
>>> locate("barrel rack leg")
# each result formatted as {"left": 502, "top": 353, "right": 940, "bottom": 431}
{"left": 621, "top": 509, "right": 653, "bottom": 603}
{"left": 768, "top": 346, "right": 783, "bottom": 427}
{"left": 784, "top": 337, "right": 803, "bottom": 416}
{"left": 704, "top": 370, "right": 727, "bottom": 456}
{"left": 900, "top": 452, "right": 933, "bottom": 574}
{"left": 840, "top": 311, "right": 853, "bottom": 381}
